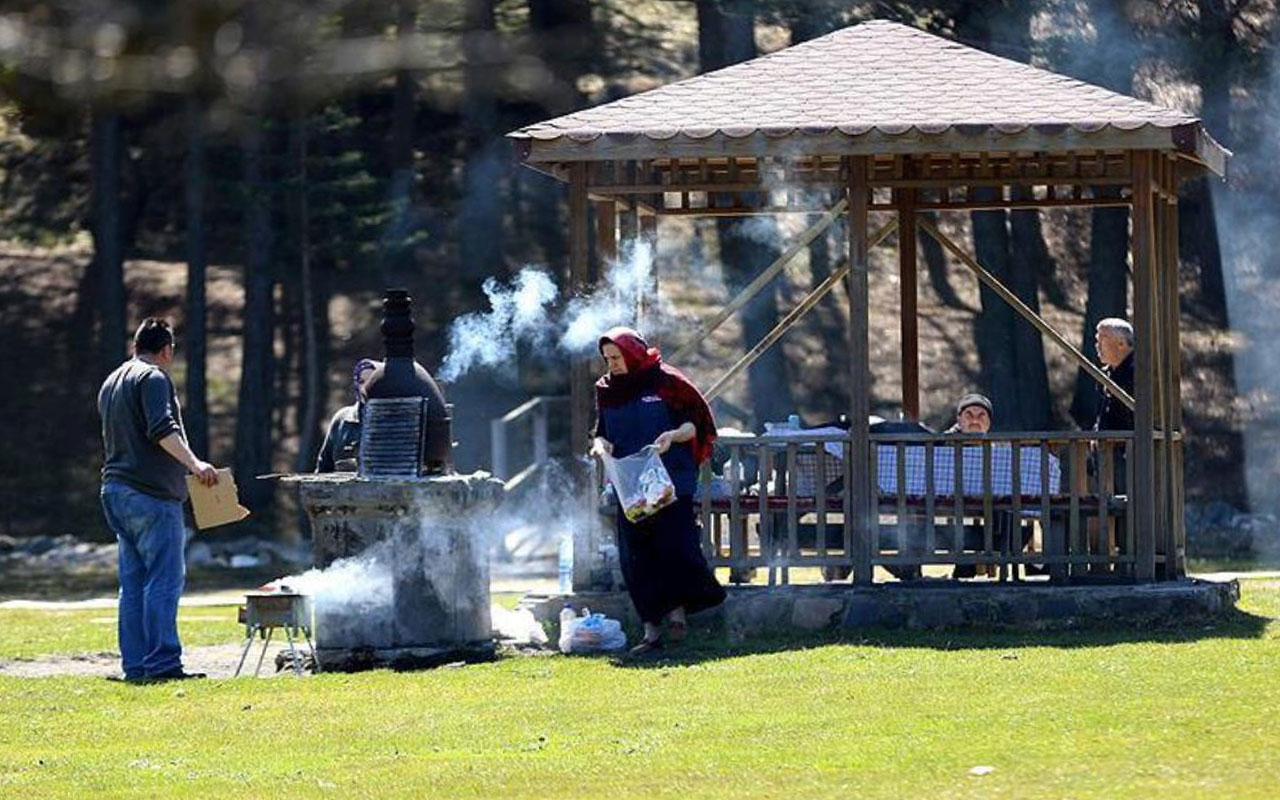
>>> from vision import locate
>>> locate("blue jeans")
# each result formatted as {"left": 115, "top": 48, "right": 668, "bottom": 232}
{"left": 100, "top": 482, "right": 187, "bottom": 678}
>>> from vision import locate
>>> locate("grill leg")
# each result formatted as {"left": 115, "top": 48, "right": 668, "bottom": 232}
{"left": 254, "top": 627, "right": 274, "bottom": 677}
{"left": 234, "top": 626, "right": 259, "bottom": 677}
{"left": 303, "top": 628, "right": 320, "bottom": 673}
{"left": 284, "top": 626, "right": 302, "bottom": 677}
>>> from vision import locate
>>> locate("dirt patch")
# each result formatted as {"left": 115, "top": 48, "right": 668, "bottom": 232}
{"left": 0, "top": 641, "right": 310, "bottom": 680}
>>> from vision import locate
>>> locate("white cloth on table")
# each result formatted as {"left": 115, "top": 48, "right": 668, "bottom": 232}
{"left": 875, "top": 443, "right": 1060, "bottom": 497}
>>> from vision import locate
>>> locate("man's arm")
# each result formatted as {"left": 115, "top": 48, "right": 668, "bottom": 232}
{"left": 140, "top": 374, "right": 218, "bottom": 486}
{"left": 158, "top": 434, "right": 219, "bottom": 486}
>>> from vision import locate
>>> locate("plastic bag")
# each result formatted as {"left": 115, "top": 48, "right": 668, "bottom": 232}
{"left": 601, "top": 446, "right": 676, "bottom": 523}
{"left": 558, "top": 609, "right": 627, "bottom": 653}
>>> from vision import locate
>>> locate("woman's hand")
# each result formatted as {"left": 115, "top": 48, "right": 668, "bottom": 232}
{"left": 653, "top": 430, "right": 676, "bottom": 454}
{"left": 591, "top": 437, "right": 614, "bottom": 458}
{"left": 653, "top": 422, "right": 696, "bottom": 454}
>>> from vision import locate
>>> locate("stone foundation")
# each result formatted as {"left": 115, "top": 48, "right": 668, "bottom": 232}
{"left": 522, "top": 579, "right": 1240, "bottom": 640}
{"left": 283, "top": 472, "right": 505, "bottom": 668}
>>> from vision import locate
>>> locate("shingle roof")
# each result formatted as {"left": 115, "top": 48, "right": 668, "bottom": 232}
{"left": 510, "top": 20, "right": 1227, "bottom": 173}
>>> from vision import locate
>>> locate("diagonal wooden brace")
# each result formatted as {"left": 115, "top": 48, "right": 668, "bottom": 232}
{"left": 671, "top": 197, "right": 850, "bottom": 362}
{"left": 917, "top": 217, "right": 1135, "bottom": 411}
{"left": 706, "top": 219, "right": 898, "bottom": 401}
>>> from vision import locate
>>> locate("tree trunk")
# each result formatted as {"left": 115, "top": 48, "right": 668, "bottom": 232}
{"left": 91, "top": 110, "right": 126, "bottom": 377}
{"left": 184, "top": 98, "right": 210, "bottom": 458}
{"left": 526, "top": 0, "right": 596, "bottom": 111}
{"left": 698, "top": 0, "right": 794, "bottom": 427}
{"left": 970, "top": 192, "right": 1019, "bottom": 428}
{"left": 384, "top": 0, "right": 417, "bottom": 279}
{"left": 292, "top": 117, "right": 321, "bottom": 474}
{"left": 1008, "top": 193, "right": 1053, "bottom": 429}
{"left": 459, "top": 0, "right": 504, "bottom": 286}
{"left": 1070, "top": 190, "right": 1129, "bottom": 426}
{"left": 235, "top": 117, "right": 276, "bottom": 514}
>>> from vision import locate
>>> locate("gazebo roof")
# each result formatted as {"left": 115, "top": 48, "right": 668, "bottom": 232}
{"left": 510, "top": 20, "right": 1227, "bottom": 175}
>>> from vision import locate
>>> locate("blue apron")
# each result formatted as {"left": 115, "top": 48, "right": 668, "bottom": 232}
{"left": 600, "top": 392, "right": 697, "bottom": 497}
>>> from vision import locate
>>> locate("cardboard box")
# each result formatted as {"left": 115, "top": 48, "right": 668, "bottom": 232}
{"left": 185, "top": 468, "right": 251, "bottom": 530}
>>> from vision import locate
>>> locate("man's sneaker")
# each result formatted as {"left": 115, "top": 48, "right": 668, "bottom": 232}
{"left": 146, "top": 669, "right": 207, "bottom": 682}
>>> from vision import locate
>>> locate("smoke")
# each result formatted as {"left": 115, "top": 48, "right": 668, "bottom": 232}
{"left": 439, "top": 241, "right": 672, "bottom": 380}
{"left": 437, "top": 268, "right": 558, "bottom": 381}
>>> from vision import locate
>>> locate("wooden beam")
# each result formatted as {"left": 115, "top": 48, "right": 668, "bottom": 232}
{"left": 918, "top": 217, "right": 1136, "bottom": 411}
{"left": 1131, "top": 150, "right": 1158, "bottom": 582}
{"left": 847, "top": 156, "right": 874, "bottom": 586}
{"left": 567, "top": 162, "right": 594, "bottom": 592}
{"left": 702, "top": 219, "right": 898, "bottom": 400}
{"left": 670, "top": 197, "right": 849, "bottom": 362}
{"left": 898, "top": 187, "right": 919, "bottom": 419}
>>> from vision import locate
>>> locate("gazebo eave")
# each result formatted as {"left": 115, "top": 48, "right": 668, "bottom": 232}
{"left": 510, "top": 122, "right": 1228, "bottom": 180}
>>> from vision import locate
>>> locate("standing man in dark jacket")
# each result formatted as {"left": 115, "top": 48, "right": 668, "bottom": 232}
{"left": 315, "top": 358, "right": 379, "bottom": 472}
{"left": 98, "top": 318, "right": 219, "bottom": 682}
{"left": 1094, "top": 318, "right": 1135, "bottom": 433}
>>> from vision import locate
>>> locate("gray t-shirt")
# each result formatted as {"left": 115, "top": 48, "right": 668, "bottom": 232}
{"left": 98, "top": 358, "right": 189, "bottom": 502}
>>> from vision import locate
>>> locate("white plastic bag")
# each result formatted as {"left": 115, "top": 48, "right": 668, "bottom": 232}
{"left": 558, "top": 609, "right": 627, "bottom": 653}
{"left": 601, "top": 446, "right": 676, "bottom": 523}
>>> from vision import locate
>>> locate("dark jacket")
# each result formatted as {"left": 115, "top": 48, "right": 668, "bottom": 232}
{"left": 1095, "top": 352, "right": 1135, "bottom": 431}
{"left": 97, "top": 358, "right": 188, "bottom": 502}
{"left": 316, "top": 404, "right": 362, "bottom": 472}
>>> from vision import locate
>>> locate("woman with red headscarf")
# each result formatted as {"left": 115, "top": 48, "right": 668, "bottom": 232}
{"left": 591, "top": 327, "right": 725, "bottom": 655}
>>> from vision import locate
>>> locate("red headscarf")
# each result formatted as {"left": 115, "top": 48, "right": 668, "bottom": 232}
{"left": 595, "top": 327, "right": 717, "bottom": 464}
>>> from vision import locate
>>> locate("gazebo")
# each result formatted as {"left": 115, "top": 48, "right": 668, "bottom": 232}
{"left": 508, "top": 20, "right": 1228, "bottom": 588}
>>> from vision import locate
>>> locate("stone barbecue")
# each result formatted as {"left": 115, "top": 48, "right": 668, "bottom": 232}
{"left": 282, "top": 289, "right": 505, "bottom": 671}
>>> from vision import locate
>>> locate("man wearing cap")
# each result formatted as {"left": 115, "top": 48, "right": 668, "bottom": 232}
{"left": 946, "top": 393, "right": 993, "bottom": 434}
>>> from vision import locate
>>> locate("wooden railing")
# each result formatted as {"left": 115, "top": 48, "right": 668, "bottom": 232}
{"left": 697, "top": 430, "right": 1150, "bottom": 584}
{"left": 490, "top": 396, "right": 567, "bottom": 490}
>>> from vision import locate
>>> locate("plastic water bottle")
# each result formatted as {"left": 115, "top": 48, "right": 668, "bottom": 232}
{"left": 557, "top": 532, "right": 573, "bottom": 594}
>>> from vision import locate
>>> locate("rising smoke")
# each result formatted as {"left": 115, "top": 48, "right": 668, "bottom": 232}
{"left": 438, "top": 241, "right": 669, "bottom": 380}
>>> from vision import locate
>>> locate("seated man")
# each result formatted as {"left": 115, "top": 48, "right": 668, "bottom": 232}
{"left": 945, "top": 393, "right": 992, "bottom": 434}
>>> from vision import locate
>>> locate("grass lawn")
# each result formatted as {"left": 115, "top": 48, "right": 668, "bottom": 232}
{"left": 1, "top": 578, "right": 1277, "bottom": 799}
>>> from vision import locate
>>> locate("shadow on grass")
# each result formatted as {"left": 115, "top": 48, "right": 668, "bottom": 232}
{"left": 607, "top": 606, "right": 1276, "bottom": 670}
{"left": 0, "top": 565, "right": 292, "bottom": 602}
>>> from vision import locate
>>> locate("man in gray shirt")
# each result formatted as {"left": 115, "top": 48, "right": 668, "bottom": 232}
{"left": 98, "top": 318, "right": 219, "bottom": 682}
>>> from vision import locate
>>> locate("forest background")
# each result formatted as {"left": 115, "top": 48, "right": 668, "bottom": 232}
{"left": 1, "top": 0, "right": 1277, "bottom": 549}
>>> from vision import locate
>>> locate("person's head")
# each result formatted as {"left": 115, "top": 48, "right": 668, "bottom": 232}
{"left": 353, "top": 358, "right": 380, "bottom": 402}
{"left": 598, "top": 327, "right": 655, "bottom": 377}
{"left": 954, "top": 392, "right": 993, "bottom": 434}
{"left": 133, "top": 318, "right": 175, "bottom": 367}
{"left": 1095, "top": 318, "right": 1134, "bottom": 368}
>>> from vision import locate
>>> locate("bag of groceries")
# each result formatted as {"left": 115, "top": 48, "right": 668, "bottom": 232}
{"left": 601, "top": 446, "right": 676, "bottom": 523}
{"left": 559, "top": 609, "right": 627, "bottom": 653}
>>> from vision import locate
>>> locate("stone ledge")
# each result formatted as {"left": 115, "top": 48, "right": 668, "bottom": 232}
{"left": 522, "top": 580, "right": 1240, "bottom": 640}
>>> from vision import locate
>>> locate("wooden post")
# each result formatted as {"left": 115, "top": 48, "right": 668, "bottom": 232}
{"left": 1162, "top": 155, "right": 1185, "bottom": 578}
{"left": 846, "top": 156, "right": 874, "bottom": 585}
{"left": 568, "top": 162, "right": 595, "bottom": 591}
{"left": 595, "top": 199, "right": 618, "bottom": 267}
{"left": 640, "top": 212, "right": 659, "bottom": 344}
{"left": 1131, "top": 151, "right": 1158, "bottom": 581}
{"left": 897, "top": 187, "right": 920, "bottom": 419}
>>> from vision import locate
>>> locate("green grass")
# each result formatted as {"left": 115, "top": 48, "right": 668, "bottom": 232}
{"left": 1, "top": 580, "right": 1277, "bottom": 799}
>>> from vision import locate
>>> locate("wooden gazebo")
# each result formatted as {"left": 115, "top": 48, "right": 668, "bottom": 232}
{"left": 508, "top": 20, "right": 1228, "bottom": 586}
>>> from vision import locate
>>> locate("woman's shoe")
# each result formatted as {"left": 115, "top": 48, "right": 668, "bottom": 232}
{"left": 628, "top": 637, "right": 663, "bottom": 656}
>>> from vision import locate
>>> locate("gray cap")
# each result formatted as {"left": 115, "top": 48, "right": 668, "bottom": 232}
{"left": 955, "top": 392, "right": 993, "bottom": 417}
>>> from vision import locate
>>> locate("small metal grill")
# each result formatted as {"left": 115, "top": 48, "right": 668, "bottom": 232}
{"left": 359, "top": 397, "right": 427, "bottom": 477}
{"left": 235, "top": 589, "right": 317, "bottom": 677}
